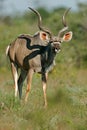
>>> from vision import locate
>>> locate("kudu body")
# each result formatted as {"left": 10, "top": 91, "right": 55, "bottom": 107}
{"left": 6, "top": 7, "right": 72, "bottom": 107}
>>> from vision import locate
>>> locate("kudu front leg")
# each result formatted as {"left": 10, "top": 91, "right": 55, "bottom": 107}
{"left": 11, "top": 62, "right": 18, "bottom": 97}
{"left": 42, "top": 73, "right": 48, "bottom": 108}
{"left": 25, "top": 69, "right": 34, "bottom": 102}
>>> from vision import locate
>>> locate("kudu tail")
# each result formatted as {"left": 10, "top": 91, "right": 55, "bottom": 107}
{"left": 6, "top": 45, "right": 10, "bottom": 56}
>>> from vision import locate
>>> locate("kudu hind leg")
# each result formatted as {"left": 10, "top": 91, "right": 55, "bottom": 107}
{"left": 11, "top": 62, "right": 18, "bottom": 97}
{"left": 18, "top": 70, "right": 27, "bottom": 99}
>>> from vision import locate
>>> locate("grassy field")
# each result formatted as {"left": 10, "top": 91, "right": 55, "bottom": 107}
{"left": 0, "top": 65, "right": 87, "bottom": 130}
{"left": 0, "top": 11, "right": 87, "bottom": 130}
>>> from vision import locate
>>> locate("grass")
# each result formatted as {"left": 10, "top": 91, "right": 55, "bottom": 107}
{"left": 0, "top": 66, "right": 87, "bottom": 130}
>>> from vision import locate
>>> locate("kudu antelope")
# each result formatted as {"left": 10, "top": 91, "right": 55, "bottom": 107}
{"left": 6, "top": 7, "right": 73, "bottom": 107}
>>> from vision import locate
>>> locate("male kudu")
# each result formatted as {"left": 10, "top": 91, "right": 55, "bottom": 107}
{"left": 6, "top": 7, "right": 73, "bottom": 107}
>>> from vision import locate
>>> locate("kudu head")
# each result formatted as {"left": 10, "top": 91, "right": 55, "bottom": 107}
{"left": 29, "top": 7, "right": 73, "bottom": 53}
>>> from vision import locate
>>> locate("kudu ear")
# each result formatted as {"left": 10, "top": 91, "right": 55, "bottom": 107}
{"left": 40, "top": 31, "right": 49, "bottom": 41}
{"left": 62, "top": 31, "right": 73, "bottom": 42}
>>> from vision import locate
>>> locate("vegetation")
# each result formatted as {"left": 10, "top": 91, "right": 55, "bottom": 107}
{"left": 0, "top": 3, "right": 87, "bottom": 130}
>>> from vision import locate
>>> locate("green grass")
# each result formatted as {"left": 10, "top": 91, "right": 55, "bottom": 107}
{"left": 0, "top": 67, "right": 87, "bottom": 130}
